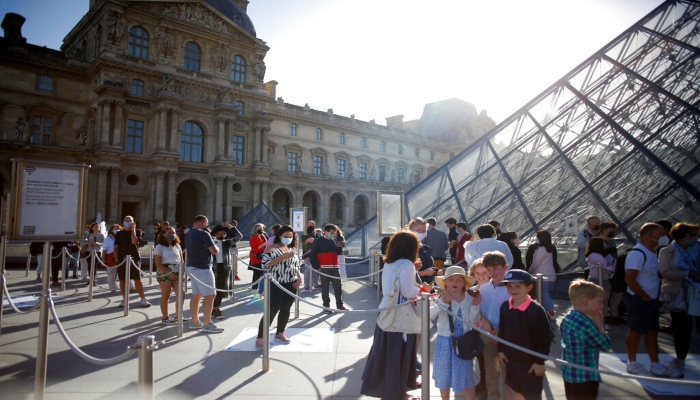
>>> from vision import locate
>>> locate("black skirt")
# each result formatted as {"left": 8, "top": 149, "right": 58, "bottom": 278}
{"left": 360, "top": 324, "right": 417, "bottom": 400}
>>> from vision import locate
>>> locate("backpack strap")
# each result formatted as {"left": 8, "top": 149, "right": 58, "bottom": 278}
{"left": 628, "top": 248, "right": 647, "bottom": 265}
{"left": 447, "top": 306, "right": 455, "bottom": 336}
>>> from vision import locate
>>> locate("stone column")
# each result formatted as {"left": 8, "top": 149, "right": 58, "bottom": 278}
{"left": 252, "top": 179, "right": 261, "bottom": 205}
{"left": 261, "top": 180, "right": 270, "bottom": 206}
{"left": 166, "top": 172, "right": 177, "bottom": 223}
{"left": 214, "top": 175, "right": 224, "bottom": 222}
{"left": 153, "top": 171, "right": 165, "bottom": 221}
{"left": 169, "top": 109, "right": 179, "bottom": 153}
{"left": 112, "top": 101, "right": 123, "bottom": 147}
{"left": 95, "top": 167, "right": 108, "bottom": 216}
{"left": 253, "top": 125, "right": 262, "bottom": 164}
{"left": 216, "top": 118, "right": 226, "bottom": 160}
{"left": 320, "top": 188, "right": 329, "bottom": 225}
{"left": 157, "top": 108, "right": 167, "bottom": 151}
{"left": 100, "top": 101, "right": 112, "bottom": 145}
{"left": 344, "top": 194, "right": 352, "bottom": 228}
{"left": 107, "top": 167, "right": 120, "bottom": 222}
{"left": 261, "top": 127, "right": 270, "bottom": 165}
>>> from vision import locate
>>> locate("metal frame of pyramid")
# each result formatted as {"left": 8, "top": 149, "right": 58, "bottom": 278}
{"left": 346, "top": 0, "right": 700, "bottom": 259}
{"left": 236, "top": 202, "right": 282, "bottom": 240}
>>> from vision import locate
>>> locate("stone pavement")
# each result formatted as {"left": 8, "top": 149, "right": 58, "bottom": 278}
{"left": 0, "top": 260, "right": 694, "bottom": 399}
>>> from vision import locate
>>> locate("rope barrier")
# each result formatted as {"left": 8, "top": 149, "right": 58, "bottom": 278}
{"left": 63, "top": 249, "right": 93, "bottom": 262}
{"left": 129, "top": 259, "right": 175, "bottom": 278}
{"left": 554, "top": 267, "right": 590, "bottom": 277}
{"left": 186, "top": 269, "right": 238, "bottom": 293}
{"left": 237, "top": 257, "right": 382, "bottom": 280}
{"left": 342, "top": 257, "right": 371, "bottom": 265}
{"left": 47, "top": 292, "right": 139, "bottom": 365}
{"left": 2, "top": 274, "right": 42, "bottom": 314}
{"left": 92, "top": 254, "right": 128, "bottom": 269}
{"left": 436, "top": 302, "right": 699, "bottom": 385}
{"left": 270, "top": 278, "right": 414, "bottom": 314}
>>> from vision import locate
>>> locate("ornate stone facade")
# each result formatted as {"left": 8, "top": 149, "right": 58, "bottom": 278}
{"left": 0, "top": 1, "right": 494, "bottom": 237}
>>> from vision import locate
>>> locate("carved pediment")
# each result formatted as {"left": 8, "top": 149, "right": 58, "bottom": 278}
{"left": 23, "top": 103, "right": 66, "bottom": 123}
{"left": 334, "top": 151, "right": 351, "bottom": 160}
{"left": 283, "top": 143, "right": 304, "bottom": 153}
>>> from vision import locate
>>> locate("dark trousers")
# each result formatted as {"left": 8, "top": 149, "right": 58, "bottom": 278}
{"left": 214, "top": 263, "right": 231, "bottom": 308}
{"left": 670, "top": 311, "right": 700, "bottom": 359}
{"left": 257, "top": 280, "right": 296, "bottom": 337}
{"left": 251, "top": 264, "right": 262, "bottom": 289}
{"left": 320, "top": 267, "right": 343, "bottom": 307}
{"left": 564, "top": 380, "right": 599, "bottom": 400}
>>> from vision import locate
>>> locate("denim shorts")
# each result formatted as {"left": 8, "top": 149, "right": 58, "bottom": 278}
{"left": 622, "top": 292, "right": 659, "bottom": 334}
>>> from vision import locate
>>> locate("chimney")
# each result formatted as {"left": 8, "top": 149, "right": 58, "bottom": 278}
{"left": 234, "top": 0, "right": 250, "bottom": 12}
{"left": 1, "top": 13, "right": 27, "bottom": 45}
{"left": 265, "top": 80, "right": 278, "bottom": 99}
{"left": 385, "top": 115, "right": 404, "bottom": 129}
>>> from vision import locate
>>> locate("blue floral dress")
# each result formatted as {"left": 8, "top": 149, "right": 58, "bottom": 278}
{"left": 433, "top": 308, "right": 475, "bottom": 392}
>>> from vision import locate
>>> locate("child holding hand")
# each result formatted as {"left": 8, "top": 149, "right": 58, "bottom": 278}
{"left": 560, "top": 280, "right": 611, "bottom": 400}
{"left": 497, "top": 270, "right": 551, "bottom": 400}
{"left": 431, "top": 266, "right": 482, "bottom": 400}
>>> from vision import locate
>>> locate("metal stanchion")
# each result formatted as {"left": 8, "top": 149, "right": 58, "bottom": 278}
{"left": 148, "top": 246, "right": 153, "bottom": 286}
{"left": 229, "top": 248, "right": 234, "bottom": 305}
{"left": 262, "top": 273, "right": 271, "bottom": 372}
{"left": 0, "top": 236, "right": 6, "bottom": 340}
{"left": 124, "top": 255, "right": 131, "bottom": 317}
{"left": 597, "top": 263, "right": 604, "bottom": 288}
{"left": 34, "top": 241, "right": 51, "bottom": 400}
{"left": 231, "top": 252, "right": 237, "bottom": 304}
{"left": 61, "top": 248, "right": 66, "bottom": 292}
{"left": 420, "top": 293, "right": 430, "bottom": 400}
{"left": 177, "top": 261, "right": 184, "bottom": 338}
{"left": 87, "top": 251, "right": 95, "bottom": 302}
{"left": 376, "top": 268, "right": 381, "bottom": 305}
{"left": 25, "top": 252, "right": 31, "bottom": 277}
{"left": 536, "top": 273, "right": 544, "bottom": 305}
{"left": 309, "top": 268, "right": 315, "bottom": 296}
{"left": 136, "top": 335, "right": 155, "bottom": 400}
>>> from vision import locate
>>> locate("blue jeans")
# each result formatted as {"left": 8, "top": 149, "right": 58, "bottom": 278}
{"left": 541, "top": 281, "right": 554, "bottom": 312}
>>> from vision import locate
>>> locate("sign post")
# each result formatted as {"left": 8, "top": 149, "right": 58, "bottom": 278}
{"left": 377, "top": 191, "right": 405, "bottom": 236}
{"left": 290, "top": 207, "right": 306, "bottom": 320}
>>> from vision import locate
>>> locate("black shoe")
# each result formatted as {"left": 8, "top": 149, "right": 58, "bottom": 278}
{"left": 660, "top": 324, "right": 673, "bottom": 334}
{"left": 614, "top": 316, "right": 627, "bottom": 325}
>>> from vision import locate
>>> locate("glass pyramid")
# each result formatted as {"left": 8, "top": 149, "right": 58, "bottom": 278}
{"left": 237, "top": 201, "right": 281, "bottom": 240}
{"left": 346, "top": 0, "right": 700, "bottom": 260}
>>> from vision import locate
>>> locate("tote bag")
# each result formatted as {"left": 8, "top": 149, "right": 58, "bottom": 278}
{"left": 376, "top": 260, "right": 421, "bottom": 334}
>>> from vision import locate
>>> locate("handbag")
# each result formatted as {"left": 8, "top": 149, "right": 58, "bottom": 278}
{"left": 686, "top": 278, "right": 700, "bottom": 317}
{"left": 448, "top": 307, "right": 484, "bottom": 360}
{"left": 660, "top": 290, "right": 687, "bottom": 313}
{"left": 376, "top": 261, "right": 421, "bottom": 334}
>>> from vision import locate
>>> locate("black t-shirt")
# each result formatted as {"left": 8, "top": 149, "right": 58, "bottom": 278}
{"left": 115, "top": 229, "right": 141, "bottom": 262}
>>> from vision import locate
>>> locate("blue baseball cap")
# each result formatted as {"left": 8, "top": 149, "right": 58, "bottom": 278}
{"left": 497, "top": 269, "right": 533, "bottom": 286}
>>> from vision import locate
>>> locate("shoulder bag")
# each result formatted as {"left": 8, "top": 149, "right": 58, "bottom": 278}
{"left": 376, "top": 261, "right": 421, "bottom": 334}
{"left": 448, "top": 306, "right": 484, "bottom": 360}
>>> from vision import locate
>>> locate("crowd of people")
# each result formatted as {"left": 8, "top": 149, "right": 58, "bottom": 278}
{"left": 360, "top": 217, "right": 699, "bottom": 400}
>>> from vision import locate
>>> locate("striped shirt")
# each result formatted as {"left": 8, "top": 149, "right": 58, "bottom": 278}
{"left": 262, "top": 247, "right": 302, "bottom": 283}
{"left": 560, "top": 309, "right": 611, "bottom": 383}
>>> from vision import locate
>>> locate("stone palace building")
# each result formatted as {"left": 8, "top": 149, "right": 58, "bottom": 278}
{"left": 0, "top": 0, "right": 494, "bottom": 236}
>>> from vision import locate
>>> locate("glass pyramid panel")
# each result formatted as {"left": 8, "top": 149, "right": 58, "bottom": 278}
{"left": 237, "top": 202, "right": 281, "bottom": 240}
{"left": 345, "top": 0, "right": 700, "bottom": 260}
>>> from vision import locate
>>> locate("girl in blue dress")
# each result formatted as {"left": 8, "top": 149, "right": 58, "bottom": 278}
{"left": 431, "top": 266, "right": 482, "bottom": 400}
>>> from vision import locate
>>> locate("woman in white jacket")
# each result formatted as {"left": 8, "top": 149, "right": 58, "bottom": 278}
{"left": 431, "top": 266, "right": 482, "bottom": 400}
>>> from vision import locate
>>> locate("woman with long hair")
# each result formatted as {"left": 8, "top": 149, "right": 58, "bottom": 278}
{"left": 255, "top": 225, "right": 303, "bottom": 348}
{"left": 153, "top": 226, "right": 185, "bottom": 324}
{"left": 526, "top": 229, "right": 558, "bottom": 319}
{"left": 249, "top": 223, "right": 268, "bottom": 290}
{"left": 102, "top": 223, "right": 122, "bottom": 294}
{"left": 85, "top": 222, "right": 105, "bottom": 285}
{"left": 361, "top": 231, "right": 432, "bottom": 400}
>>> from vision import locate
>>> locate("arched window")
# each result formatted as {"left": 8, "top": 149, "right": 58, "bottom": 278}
{"left": 183, "top": 41, "right": 201, "bottom": 71}
{"left": 128, "top": 26, "right": 149, "bottom": 59}
{"left": 181, "top": 121, "right": 204, "bottom": 162}
{"left": 231, "top": 55, "right": 246, "bottom": 82}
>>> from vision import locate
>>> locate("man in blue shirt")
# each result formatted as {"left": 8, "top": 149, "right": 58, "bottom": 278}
{"left": 185, "top": 215, "right": 222, "bottom": 333}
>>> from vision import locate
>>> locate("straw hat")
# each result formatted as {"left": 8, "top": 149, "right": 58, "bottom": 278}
{"left": 435, "top": 266, "right": 476, "bottom": 290}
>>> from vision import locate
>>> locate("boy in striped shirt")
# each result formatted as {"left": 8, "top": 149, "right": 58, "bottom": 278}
{"left": 560, "top": 280, "right": 611, "bottom": 400}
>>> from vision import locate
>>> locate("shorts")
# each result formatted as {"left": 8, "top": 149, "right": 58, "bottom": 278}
{"left": 505, "top": 361, "right": 543, "bottom": 400}
{"left": 187, "top": 266, "right": 216, "bottom": 296}
{"left": 622, "top": 292, "right": 659, "bottom": 334}
{"left": 117, "top": 260, "right": 141, "bottom": 281}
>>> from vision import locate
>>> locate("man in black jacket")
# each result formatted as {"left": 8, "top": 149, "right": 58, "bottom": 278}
{"left": 210, "top": 222, "right": 243, "bottom": 319}
{"left": 309, "top": 224, "right": 344, "bottom": 313}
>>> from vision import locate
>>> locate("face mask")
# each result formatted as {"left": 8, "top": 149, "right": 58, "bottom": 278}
{"left": 123, "top": 221, "right": 132, "bottom": 228}
{"left": 216, "top": 236, "right": 225, "bottom": 241}
{"left": 112, "top": 229, "right": 119, "bottom": 235}
{"left": 413, "top": 231, "right": 427, "bottom": 241}
{"left": 307, "top": 226, "right": 315, "bottom": 235}
{"left": 685, "top": 235, "right": 698, "bottom": 246}
{"left": 166, "top": 234, "right": 176, "bottom": 241}
{"left": 85, "top": 230, "right": 89, "bottom": 235}
{"left": 592, "top": 225, "right": 600, "bottom": 231}
{"left": 513, "top": 238, "right": 521, "bottom": 246}
{"left": 256, "top": 229, "right": 263, "bottom": 234}
{"left": 657, "top": 235, "right": 670, "bottom": 247}
{"left": 281, "top": 237, "right": 293, "bottom": 246}
{"left": 325, "top": 232, "right": 334, "bottom": 240}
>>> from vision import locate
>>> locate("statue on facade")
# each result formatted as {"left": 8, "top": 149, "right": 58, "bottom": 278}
{"left": 325, "top": 161, "right": 330, "bottom": 175}
{"left": 75, "top": 125, "right": 87, "bottom": 146}
{"left": 252, "top": 54, "right": 267, "bottom": 82}
{"left": 297, "top": 154, "right": 303, "bottom": 172}
{"left": 14, "top": 117, "right": 25, "bottom": 141}
{"left": 211, "top": 43, "right": 229, "bottom": 71}
{"left": 370, "top": 167, "right": 377, "bottom": 181}
{"left": 217, "top": 88, "right": 232, "bottom": 104}
{"left": 391, "top": 169, "right": 396, "bottom": 183}
{"left": 409, "top": 171, "right": 415, "bottom": 185}
{"left": 348, "top": 162, "right": 354, "bottom": 179}
{"left": 155, "top": 26, "right": 176, "bottom": 58}
{"left": 162, "top": 75, "right": 177, "bottom": 92}
{"left": 105, "top": 10, "right": 125, "bottom": 45}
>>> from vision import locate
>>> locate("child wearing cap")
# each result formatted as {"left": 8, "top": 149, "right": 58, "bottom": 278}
{"left": 431, "top": 266, "right": 482, "bottom": 400}
{"left": 560, "top": 280, "right": 611, "bottom": 400}
{"left": 497, "top": 269, "right": 551, "bottom": 400}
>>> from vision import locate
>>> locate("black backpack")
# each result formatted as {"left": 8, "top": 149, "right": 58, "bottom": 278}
{"left": 609, "top": 248, "right": 646, "bottom": 293}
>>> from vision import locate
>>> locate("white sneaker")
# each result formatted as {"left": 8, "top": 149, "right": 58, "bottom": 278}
{"left": 139, "top": 298, "right": 151, "bottom": 308}
{"left": 650, "top": 362, "right": 683, "bottom": 378}
{"left": 118, "top": 300, "right": 124, "bottom": 307}
{"left": 626, "top": 361, "right": 646, "bottom": 375}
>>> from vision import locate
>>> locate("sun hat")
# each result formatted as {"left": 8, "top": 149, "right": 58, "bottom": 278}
{"left": 435, "top": 266, "right": 476, "bottom": 290}
{"left": 497, "top": 269, "right": 533, "bottom": 286}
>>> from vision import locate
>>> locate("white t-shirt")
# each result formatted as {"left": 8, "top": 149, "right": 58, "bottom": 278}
{"left": 625, "top": 243, "right": 659, "bottom": 298}
{"left": 154, "top": 244, "right": 183, "bottom": 266}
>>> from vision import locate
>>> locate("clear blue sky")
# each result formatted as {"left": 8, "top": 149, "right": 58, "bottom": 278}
{"left": 0, "top": 0, "right": 665, "bottom": 124}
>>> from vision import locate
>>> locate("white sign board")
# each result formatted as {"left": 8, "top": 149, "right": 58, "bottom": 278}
{"left": 290, "top": 208, "right": 306, "bottom": 233}
{"left": 9, "top": 160, "right": 88, "bottom": 241}
{"left": 377, "top": 191, "right": 405, "bottom": 236}
{"left": 564, "top": 216, "right": 578, "bottom": 235}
